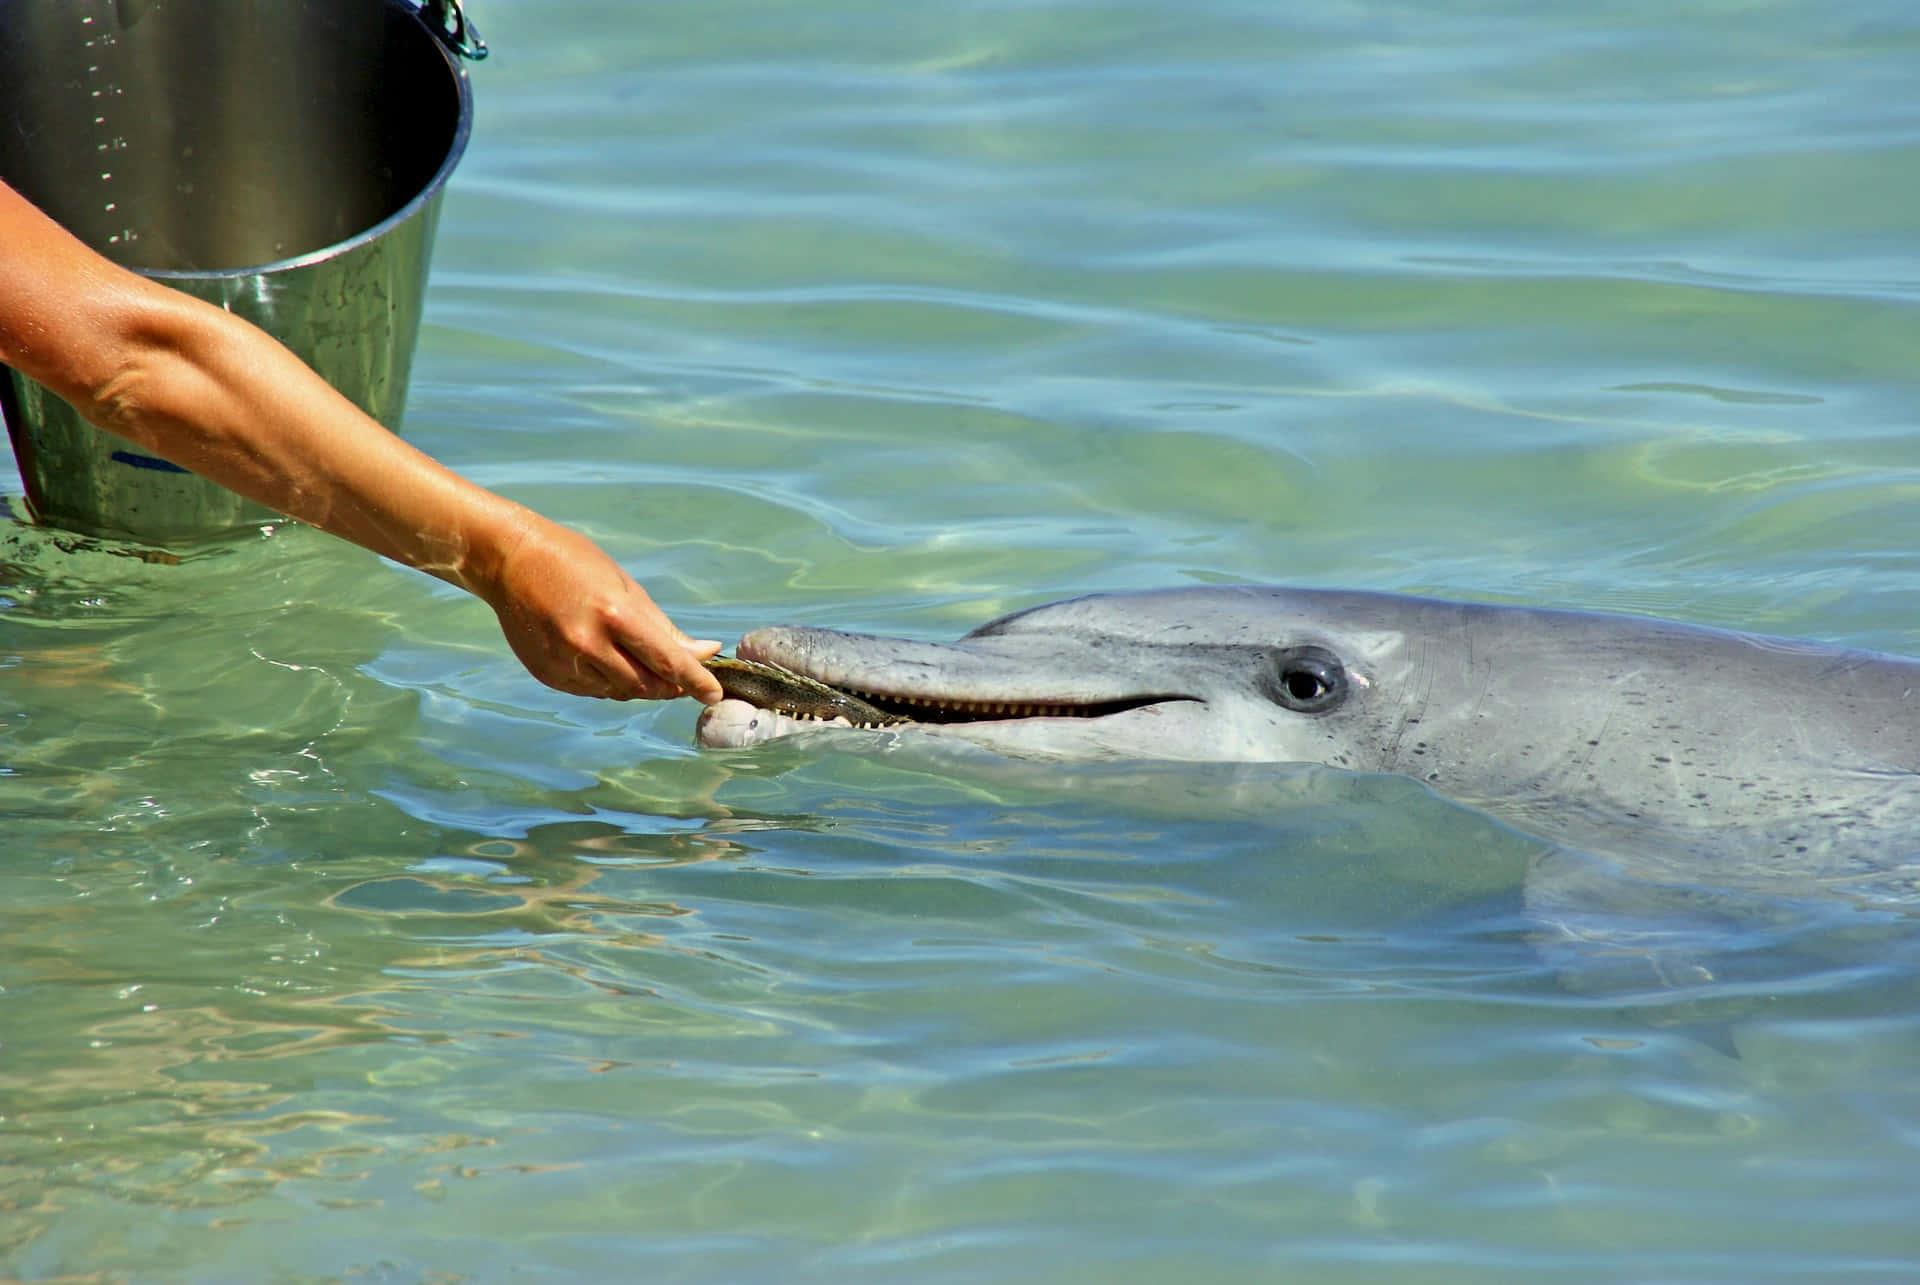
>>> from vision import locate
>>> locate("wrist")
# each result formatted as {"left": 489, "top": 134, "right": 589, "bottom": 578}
{"left": 458, "top": 497, "right": 541, "bottom": 606}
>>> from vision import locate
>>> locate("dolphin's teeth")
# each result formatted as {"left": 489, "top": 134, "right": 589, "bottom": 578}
{"left": 773, "top": 688, "right": 1137, "bottom": 724}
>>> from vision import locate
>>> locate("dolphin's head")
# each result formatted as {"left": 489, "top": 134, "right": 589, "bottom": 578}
{"left": 695, "top": 586, "right": 1425, "bottom": 766}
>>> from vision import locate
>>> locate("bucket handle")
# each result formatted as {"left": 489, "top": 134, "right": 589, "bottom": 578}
{"left": 419, "top": 0, "right": 489, "bottom": 61}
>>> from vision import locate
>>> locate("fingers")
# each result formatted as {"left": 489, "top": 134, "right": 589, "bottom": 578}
{"left": 670, "top": 635, "right": 726, "bottom": 703}
{"left": 479, "top": 516, "right": 730, "bottom": 704}
{"left": 554, "top": 590, "right": 724, "bottom": 704}
{"left": 615, "top": 589, "right": 726, "bottom": 702}
{"left": 607, "top": 631, "right": 725, "bottom": 704}
{"left": 551, "top": 656, "right": 685, "bottom": 703}
{"left": 496, "top": 603, "right": 721, "bottom": 703}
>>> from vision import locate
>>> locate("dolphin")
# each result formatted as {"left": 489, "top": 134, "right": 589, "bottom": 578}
{"left": 696, "top": 585, "right": 1920, "bottom": 904}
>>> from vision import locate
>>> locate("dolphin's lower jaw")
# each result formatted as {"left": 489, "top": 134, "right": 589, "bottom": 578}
{"left": 694, "top": 695, "right": 1201, "bottom": 757}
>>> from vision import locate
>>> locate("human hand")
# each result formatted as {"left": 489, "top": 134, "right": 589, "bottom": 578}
{"left": 479, "top": 515, "right": 724, "bottom": 703}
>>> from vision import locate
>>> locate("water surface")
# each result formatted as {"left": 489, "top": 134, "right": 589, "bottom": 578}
{"left": 4, "top": 1, "right": 1919, "bottom": 1280}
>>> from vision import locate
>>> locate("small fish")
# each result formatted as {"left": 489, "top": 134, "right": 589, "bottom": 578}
{"left": 703, "top": 655, "right": 909, "bottom": 727}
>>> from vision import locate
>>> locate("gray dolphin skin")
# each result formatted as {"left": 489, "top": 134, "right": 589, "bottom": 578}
{"left": 697, "top": 585, "right": 1920, "bottom": 897}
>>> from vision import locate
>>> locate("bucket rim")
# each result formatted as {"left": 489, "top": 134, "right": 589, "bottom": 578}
{"left": 140, "top": 5, "right": 475, "bottom": 284}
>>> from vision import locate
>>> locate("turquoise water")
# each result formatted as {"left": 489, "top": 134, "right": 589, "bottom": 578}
{"left": 6, "top": 0, "right": 1920, "bottom": 1280}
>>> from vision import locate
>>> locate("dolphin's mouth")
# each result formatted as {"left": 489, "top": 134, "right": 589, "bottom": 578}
{"left": 799, "top": 685, "right": 1179, "bottom": 726}
{"left": 714, "top": 637, "right": 1196, "bottom": 729}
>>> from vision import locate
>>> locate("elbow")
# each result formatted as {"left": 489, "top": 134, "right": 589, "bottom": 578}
{"left": 69, "top": 288, "right": 227, "bottom": 451}
{"left": 83, "top": 352, "right": 160, "bottom": 440}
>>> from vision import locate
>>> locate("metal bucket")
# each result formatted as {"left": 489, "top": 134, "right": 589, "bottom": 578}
{"left": 0, "top": 0, "right": 486, "bottom": 544}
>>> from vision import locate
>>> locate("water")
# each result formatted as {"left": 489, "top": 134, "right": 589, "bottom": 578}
{"left": 5, "top": 0, "right": 1920, "bottom": 1280}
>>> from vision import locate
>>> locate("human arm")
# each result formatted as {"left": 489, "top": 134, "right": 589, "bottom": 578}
{"left": 0, "top": 179, "right": 723, "bottom": 702}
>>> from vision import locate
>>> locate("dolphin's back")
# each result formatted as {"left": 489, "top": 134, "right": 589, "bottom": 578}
{"left": 1385, "top": 595, "right": 1920, "bottom": 889}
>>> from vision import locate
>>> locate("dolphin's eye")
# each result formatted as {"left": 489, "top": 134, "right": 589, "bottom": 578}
{"left": 1268, "top": 646, "right": 1348, "bottom": 714}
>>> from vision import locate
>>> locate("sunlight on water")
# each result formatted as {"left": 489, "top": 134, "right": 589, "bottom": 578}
{"left": 4, "top": 1, "right": 1920, "bottom": 1280}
